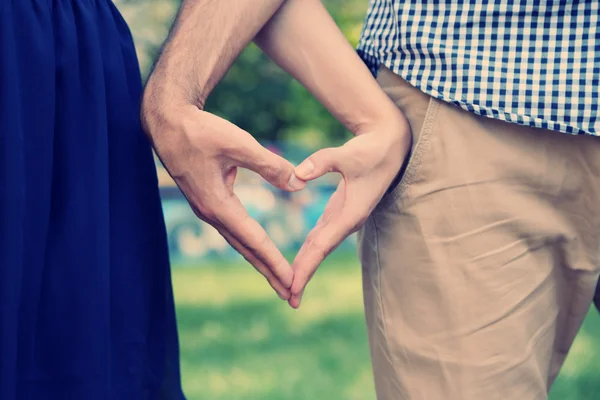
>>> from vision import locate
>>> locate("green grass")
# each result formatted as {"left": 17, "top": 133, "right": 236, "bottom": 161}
{"left": 173, "top": 252, "right": 600, "bottom": 400}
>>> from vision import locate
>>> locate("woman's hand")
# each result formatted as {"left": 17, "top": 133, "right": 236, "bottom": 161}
{"left": 289, "top": 116, "right": 412, "bottom": 308}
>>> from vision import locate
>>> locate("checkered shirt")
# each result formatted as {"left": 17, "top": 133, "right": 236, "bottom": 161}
{"left": 357, "top": 1, "right": 599, "bottom": 136}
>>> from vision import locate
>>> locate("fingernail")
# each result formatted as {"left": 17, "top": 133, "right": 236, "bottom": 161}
{"left": 288, "top": 173, "right": 306, "bottom": 191}
{"left": 295, "top": 160, "right": 315, "bottom": 179}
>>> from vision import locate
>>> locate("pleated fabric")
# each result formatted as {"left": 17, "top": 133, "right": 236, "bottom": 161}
{"left": 0, "top": 0, "right": 184, "bottom": 398}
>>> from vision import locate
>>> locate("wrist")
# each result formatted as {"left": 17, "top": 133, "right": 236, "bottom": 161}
{"left": 350, "top": 103, "right": 410, "bottom": 139}
{"left": 141, "top": 77, "right": 199, "bottom": 155}
{"left": 144, "top": 59, "right": 205, "bottom": 109}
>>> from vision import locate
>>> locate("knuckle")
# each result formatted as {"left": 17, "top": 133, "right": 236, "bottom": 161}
{"left": 246, "top": 231, "right": 269, "bottom": 255}
{"left": 292, "top": 266, "right": 309, "bottom": 285}
{"left": 304, "top": 231, "right": 318, "bottom": 246}
{"left": 294, "top": 268, "right": 315, "bottom": 291}
{"left": 292, "top": 278, "right": 307, "bottom": 293}
{"left": 263, "top": 162, "right": 286, "bottom": 183}
{"left": 305, "top": 236, "right": 329, "bottom": 260}
{"left": 188, "top": 197, "right": 214, "bottom": 221}
{"left": 231, "top": 201, "right": 248, "bottom": 219}
{"left": 209, "top": 195, "right": 242, "bottom": 225}
{"left": 197, "top": 207, "right": 217, "bottom": 223}
{"left": 214, "top": 136, "right": 237, "bottom": 158}
{"left": 194, "top": 198, "right": 220, "bottom": 222}
{"left": 257, "top": 231, "right": 270, "bottom": 247}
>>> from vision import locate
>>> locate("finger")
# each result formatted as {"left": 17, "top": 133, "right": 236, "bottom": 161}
{"left": 194, "top": 113, "right": 306, "bottom": 192}
{"left": 291, "top": 216, "right": 353, "bottom": 304}
{"left": 217, "top": 227, "right": 291, "bottom": 300}
{"left": 288, "top": 288, "right": 304, "bottom": 309}
{"left": 294, "top": 147, "right": 346, "bottom": 181}
{"left": 215, "top": 194, "right": 294, "bottom": 288}
{"left": 289, "top": 182, "right": 350, "bottom": 307}
{"left": 228, "top": 134, "right": 306, "bottom": 192}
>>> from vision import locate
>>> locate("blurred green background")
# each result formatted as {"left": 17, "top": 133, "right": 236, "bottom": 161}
{"left": 114, "top": 1, "right": 600, "bottom": 399}
{"left": 172, "top": 254, "right": 600, "bottom": 400}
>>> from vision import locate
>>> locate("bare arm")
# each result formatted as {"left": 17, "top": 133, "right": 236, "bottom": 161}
{"left": 254, "top": 0, "right": 404, "bottom": 135}
{"left": 143, "top": 0, "right": 306, "bottom": 300}
{"left": 255, "top": 0, "right": 411, "bottom": 307}
{"left": 142, "top": 0, "right": 410, "bottom": 305}
{"left": 145, "top": 0, "right": 403, "bottom": 139}
{"left": 145, "top": 0, "right": 286, "bottom": 110}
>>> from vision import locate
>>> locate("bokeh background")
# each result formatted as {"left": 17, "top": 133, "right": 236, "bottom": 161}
{"left": 114, "top": 1, "right": 600, "bottom": 399}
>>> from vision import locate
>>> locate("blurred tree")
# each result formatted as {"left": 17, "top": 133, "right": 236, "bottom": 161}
{"left": 115, "top": 0, "right": 369, "bottom": 147}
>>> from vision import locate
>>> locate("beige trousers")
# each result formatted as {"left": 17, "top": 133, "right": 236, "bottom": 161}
{"left": 358, "top": 67, "right": 600, "bottom": 400}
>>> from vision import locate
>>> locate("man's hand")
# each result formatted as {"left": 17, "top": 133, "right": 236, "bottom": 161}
{"left": 142, "top": 0, "right": 413, "bottom": 303}
{"left": 288, "top": 117, "right": 412, "bottom": 308}
{"left": 140, "top": 0, "right": 303, "bottom": 299}
{"left": 142, "top": 101, "right": 306, "bottom": 300}
{"left": 252, "top": 0, "right": 415, "bottom": 307}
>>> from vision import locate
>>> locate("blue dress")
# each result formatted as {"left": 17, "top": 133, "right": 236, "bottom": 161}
{"left": 0, "top": 0, "right": 184, "bottom": 398}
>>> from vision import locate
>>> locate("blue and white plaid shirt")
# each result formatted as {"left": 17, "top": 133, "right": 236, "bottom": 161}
{"left": 357, "top": 1, "right": 599, "bottom": 136}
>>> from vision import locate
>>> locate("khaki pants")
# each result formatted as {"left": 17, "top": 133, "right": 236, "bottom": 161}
{"left": 358, "top": 67, "right": 600, "bottom": 400}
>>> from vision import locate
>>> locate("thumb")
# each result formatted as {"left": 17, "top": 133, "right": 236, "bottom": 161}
{"left": 241, "top": 144, "right": 307, "bottom": 192}
{"left": 295, "top": 147, "right": 344, "bottom": 181}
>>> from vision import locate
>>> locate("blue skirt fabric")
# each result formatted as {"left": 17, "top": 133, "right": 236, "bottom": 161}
{"left": 0, "top": 0, "right": 184, "bottom": 398}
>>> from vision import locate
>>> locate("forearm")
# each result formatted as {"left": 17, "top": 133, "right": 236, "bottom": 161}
{"left": 145, "top": 0, "right": 286, "bottom": 109}
{"left": 254, "top": 0, "right": 404, "bottom": 135}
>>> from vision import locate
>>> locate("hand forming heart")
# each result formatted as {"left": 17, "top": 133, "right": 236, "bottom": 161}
{"left": 142, "top": 103, "right": 307, "bottom": 300}
{"left": 143, "top": 93, "right": 411, "bottom": 307}
{"left": 139, "top": 0, "right": 415, "bottom": 308}
{"left": 288, "top": 118, "right": 412, "bottom": 308}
